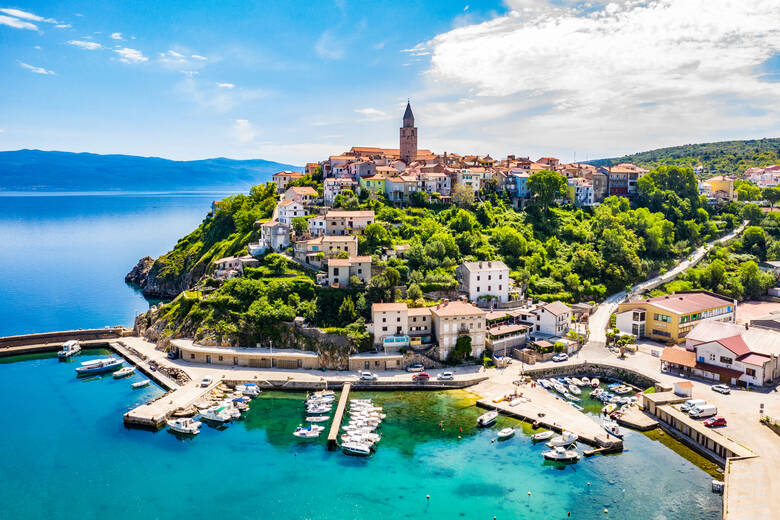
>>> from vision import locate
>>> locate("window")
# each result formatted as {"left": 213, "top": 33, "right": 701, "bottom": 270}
{"left": 720, "top": 356, "right": 733, "bottom": 365}
{"left": 499, "top": 285, "right": 502, "bottom": 291}
{"left": 654, "top": 313, "right": 671, "bottom": 323}
{"left": 397, "top": 317, "right": 401, "bottom": 322}
{"left": 382, "top": 317, "right": 386, "bottom": 323}
{"left": 709, "top": 353, "right": 715, "bottom": 361}
{"left": 218, "top": 356, "right": 223, "bottom": 361}
{"left": 746, "top": 368, "right": 756, "bottom": 377}
{"left": 333, "top": 268, "right": 339, "bottom": 276}
{"left": 382, "top": 326, "right": 387, "bottom": 332}
{"left": 652, "top": 329, "right": 671, "bottom": 338}
{"left": 190, "top": 353, "right": 195, "bottom": 359}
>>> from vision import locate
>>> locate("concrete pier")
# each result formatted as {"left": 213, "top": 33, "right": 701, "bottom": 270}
{"left": 327, "top": 382, "right": 351, "bottom": 449}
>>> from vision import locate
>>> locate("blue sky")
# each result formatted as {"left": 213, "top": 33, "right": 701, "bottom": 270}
{"left": 2, "top": 1, "right": 780, "bottom": 165}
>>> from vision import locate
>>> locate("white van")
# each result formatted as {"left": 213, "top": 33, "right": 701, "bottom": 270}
{"left": 680, "top": 399, "right": 707, "bottom": 412}
{"left": 689, "top": 404, "right": 718, "bottom": 418}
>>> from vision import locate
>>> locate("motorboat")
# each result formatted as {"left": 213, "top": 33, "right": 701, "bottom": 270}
{"left": 477, "top": 410, "right": 499, "bottom": 427}
{"left": 306, "top": 415, "right": 330, "bottom": 423}
{"left": 75, "top": 357, "right": 123, "bottom": 376}
{"left": 200, "top": 406, "right": 232, "bottom": 423}
{"left": 532, "top": 430, "right": 554, "bottom": 442}
{"left": 113, "top": 366, "right": 136, "bottom": 379}
{"left": 547, "top": 431, "right": 578, "bottom": 447}
{"left": 57, "top": 340, "right": 81, "bottom": 359}
{"left": 542, "top": 446, "right": 580, "bottom": 462}
{"left": 603, "top": 419, "right": 623, "bottom": 438}
{"left": 293, "top": 428, "right": 321, "bottom": 439}
{"left": 581, "top": 377, "right": 590, "bottom": 386}
{"left": 602, "top": 403, "right": 617, "bottom": 415}
{"left": 132, "top": 379, "right": 151, "bottom": 389}
{"left": 497, "top": 427, "right": 515, "bottom": 440}
{"left": 242, "top": 383, "right": 261, "bottom": 397}
{"left": 537, "top": 379, "right": 551, "bottom": 389}
{"left": 552, "top": 382, "right": 568, "bottom": 395}
{"left": 307, "top": 405, "right": 332, "bottom": 414}
{"left": 590, "top": 378, "right": 600, "bottom": 388}
{"left": 568, "top": 384, "right": 581, "bottom": 395}
{"left": 342, "top": 441, "right": 372, "bottom": 456}
{"left": 564, "top": 392, "right": 580, "bottom": 402}
{"left": 571, "top": 377, "right": 584, "bottom": 387}
{"left": 232, "top": 397, "right": 250, "bottom": 411}
{"left": 167, "top": 417, "right": 201, "bottom": 435}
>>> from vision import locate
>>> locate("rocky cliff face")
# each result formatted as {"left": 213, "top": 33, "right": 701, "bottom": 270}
{"left": 125, "top": 256, "right": 202, "bottom": 300}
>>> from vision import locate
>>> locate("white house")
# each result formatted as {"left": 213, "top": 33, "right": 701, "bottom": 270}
{"left": 284, "top": 186, "right": 318, "bottom": 206}
{"left": 249, "top": 220, "right": 291, "bottom": 255}
{"left": 327, "top": 255, "right": 372, "bottom": 287}
{"left": 455, "top": 260, "right": 510, "bottom": 304}
{"left": 277, "top": 200, "right": 307, "bottom": 225}
{"left": 534, "top": 301, "right": 572, "bottom": 337}
{"left": 324, "top": 178, "right": 357, "bottom": 204}
{"left": 567, "top": 177, "right": 595, "bottom": 207}
{"left": 307, "top": 215, "right": 326, "bottom": 237}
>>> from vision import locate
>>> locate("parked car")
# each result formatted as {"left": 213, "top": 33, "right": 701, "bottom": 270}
{"left": 359, "top": 371, "right": 377, "bottom": 381}
{"left": 200, "top": 375, "right": 213, "bottom": 388}
{"left": 680, "top": 399, "right": 707, "bottom": 412}
{"left": 712, "top": 384, "right": 731, "bottom": 395}
{"left": 437, "top": 371, "right": 454, "bottom": 381}
{"left": 704, "top": 416, "right": 727, "bottom": 428}
{"left": 552, "top": 353, "right": 569, "bottom": 362}
{"left": 689, "top": 404, "right": 718, "bottom": 419}
{"left": 407, "top": 363, "right": 425, "bottom": 373}
{"left": 413, "top": 372, "right": 430, "bottom": 382}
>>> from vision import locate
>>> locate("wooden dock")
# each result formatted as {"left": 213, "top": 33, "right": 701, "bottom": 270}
{"left": 327, "top": 382, "right": 351, "bottom": 449}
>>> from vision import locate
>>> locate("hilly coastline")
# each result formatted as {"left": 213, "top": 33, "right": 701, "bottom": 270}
{"left": 0, "top": 150, "right": 300, "bottom": 192}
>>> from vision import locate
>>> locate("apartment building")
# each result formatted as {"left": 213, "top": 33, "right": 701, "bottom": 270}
{"left": 455, "top": 260, "right": 511, "bottom": 304}
{"left": 324, "top": 210, "right": 375, "bottom": 235}
{"left": 327, "top": 255, "right": 371, "bottom": 287}
{"left": 430, "top": 300, "right": 487, "bottom": 360}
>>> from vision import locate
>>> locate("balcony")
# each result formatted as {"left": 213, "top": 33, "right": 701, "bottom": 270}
{"left": 382, "top": 335, "right": 410, "bottom": 349}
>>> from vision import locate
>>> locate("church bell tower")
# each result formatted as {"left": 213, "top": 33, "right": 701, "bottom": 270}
{"left": 400, "top": 100, "right": 417, "bottom": 165}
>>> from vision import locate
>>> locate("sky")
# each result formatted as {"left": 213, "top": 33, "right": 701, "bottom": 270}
{"left": 2, "top": 0, "right": 780, "bottom": 166}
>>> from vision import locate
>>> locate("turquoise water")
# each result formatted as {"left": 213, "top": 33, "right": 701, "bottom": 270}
{"left": 0, "top": 193, "right": 223, "bottom": 336}
{"left": 0, "top": 351, "right": 721, "bottom": 519}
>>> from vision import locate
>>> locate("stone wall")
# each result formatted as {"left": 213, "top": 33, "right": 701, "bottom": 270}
{"left": 523, "top": 362, "right": 659, "bottom": 389}
{"left": 0, "top": 328, "right": 127, "bottom": 349}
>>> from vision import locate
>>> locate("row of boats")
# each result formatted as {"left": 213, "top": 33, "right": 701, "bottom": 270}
{"left": 168, "top": 383, "right": 261, "bottom": 435}
{"left": 340, "top": 398, "right": 386, "bottom": 456}
{"left": 293, "top": 390, "right": 336, "bottom": 439}
{"left": 73, "top": 355, "right": 151, "bottom": 388}
{"left": 537, "top": 376, "right": 599, "bottom": 404}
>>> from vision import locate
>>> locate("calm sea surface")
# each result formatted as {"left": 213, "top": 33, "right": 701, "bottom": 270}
{"left": 0, "top": 193, "right": 222, "bottom": 336}
{"left": 0, "top": 194, "right": 721, "bottom": 519}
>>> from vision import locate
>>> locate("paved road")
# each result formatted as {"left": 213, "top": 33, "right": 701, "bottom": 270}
{"left": 587, "top": 221, "right": 748, "bottom": 345}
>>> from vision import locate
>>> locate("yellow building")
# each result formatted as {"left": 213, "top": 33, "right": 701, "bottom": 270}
{"left": 616, "top": 291, "right": 736, "bottom": 343}
{"left": 702, "top": 175, "right": 736, "bottom": 202}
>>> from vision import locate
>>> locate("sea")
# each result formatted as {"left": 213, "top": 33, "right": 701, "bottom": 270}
{"left": 0, "top": 193, "right": 722, "bottom": 519}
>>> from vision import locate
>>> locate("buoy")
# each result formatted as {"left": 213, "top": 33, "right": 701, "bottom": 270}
{"left": 491, "top": 439, "right": 495, "bottom": 443}
{"left": 587, "top": 482, "right": 591, "bottom": 486}
{"left": 604, "top": 509, "right": 608, "bottom": 514}
{"left": 458, "top": 435, "right": 461, "bottom": 439}
{"left": 528, "top": 491, "right": 531, "bottom": 496}
{"left": 426, "top": 495, "right": 430, "bottom": 499}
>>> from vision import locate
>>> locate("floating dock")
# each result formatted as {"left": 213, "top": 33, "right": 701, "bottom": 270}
{"left": 327, "top": 382, "right": 351, "bottom": 449}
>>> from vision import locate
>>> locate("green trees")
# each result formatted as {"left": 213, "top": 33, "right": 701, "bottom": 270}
{"left": 452, "top": 184, "right": 474, "bottom": 208}
{"left": 763, "top": 186, "right": 780, "bottom": 208}
{"left": 338, "top": 296, "right": 357, "bottom": 325}
{"left": 291, "top": 216, "right": 308, "bottom": 235}
{"left": 447, "top": 336, "right": 473, "bottom": 364}
{"left": 736, "top": 180, "right": 762, "bottom": 201}
{"left": 363, "top": 222, "right": 391, "bottom": 253}
{"left": 527, "top": 170, "right": 566, "bottom": 209}
{"left": 742, "top": 226, "right": 768, "bottom": 260}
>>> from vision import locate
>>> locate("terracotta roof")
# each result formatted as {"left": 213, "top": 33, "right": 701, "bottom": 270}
{"left": 430, "top": 300, "right": 486, "bottom": 317}
{"left": 288, "top": 186, "right": 317, "bottom": 195}
{"left": 629, "top": 291, "right": 732, "bottom": 315}
{"left": 408, "top": 307, "right": 432, "bottom": 316}
{"left": 273, "top": 170, "right": 302, "bottom": 177}
{"left": 543, "top": 301, "right": 572, "bottom": 316}
{"left": 488, "top": 324, "right": 529, "bottom": 335}
{"left": 714, "top": 335, "right": 751, "bottom": 357}
{"left": 350, "top": 255, "right": 371, "bottom": 262}
{"left": 328, "top": 258, "right": 351, "bottom": 267}
{"left": 695, "top": 361, "right": 744, "bottom": 379}
{"left": 277, "top": 200, "right": 296, "bottom": 207}
{"left": 675, "top": 381, "right": 694, "bottom": 388}
{"left": 737, "top": 353, "right": 771, "bottom": 366}
{"left": 661, "top": 346, "right": 696, "bottom": 367}
{"left": 326, "top": 210, "right": 375, "bottom": 218}
{"left": 372, "top": 302, "right": 408, "bottom": 312}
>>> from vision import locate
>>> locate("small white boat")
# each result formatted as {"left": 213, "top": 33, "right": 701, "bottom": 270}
{"left": 293, "top": 429, "right": 321, "bottom": 439}
{"left": 564, "top": 392, "right": 580, "bottom": 402}
{"left": 57, "top": 340, "right": 81, "bottom": 359}
{"left": 132, "top": 379, "right": 151, "bottom": 389}
{"left": 113, "top": 366, "right": 136, "bottom": 379}
{"left": 200, "top": 406, "right": 232, "bottom": 423}
{"left": 242, "top": 383, "right": 261, "bottom": 397}
{"left": 532, "top": 430, "right": 554, "bottom": 442}
{"left": 591, "top": 378, "right": 600, "bottom": 388}
{"left": 603, "top": 419, "right": 623, "bottom": 438}
{"left": 167, "top": 417, "right": 201, "bottom": 435}
{"left": 537, "top": 379, "right": 551, "bottom": 389}
{"left": 553, "top": 382, "right": 568, "bottom": 395}
{"left": 571, "top": 377, "right": 584, "bottom": 387}
{"left": 75, "top": 357, "right": 123, "bottom": 376}
{"left": 602, "top": 403, "right": 617, "bottom": 415}
{"left": 497, "top": 427, "right": 515, "bottom": 440}
{"left": 548, "top": 430, "right": 578, "bottom": 447}
{"left": 477, "top": 410, "right": 499, "bottom": 427}
{"left": 542, "top": 446, "right": 580, "bottom": 462}
{"left": 306, "top": 415, "right": 330, "bottom": 423}
{"left": 342, "top": 441, "right": 372, "bottom": 456}
{"left": 581, "top": 377, "right": 590, "bottom": 385}
{"left": 568, "top": 384, "right": 581, "bottom": 395}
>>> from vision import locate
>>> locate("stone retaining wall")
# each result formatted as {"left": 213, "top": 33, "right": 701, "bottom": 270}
{"left": 523, "top": 362, "right": 659, "bottom": 389}
{"left": 0, "top": 328, "right": 127, "bottom": 349}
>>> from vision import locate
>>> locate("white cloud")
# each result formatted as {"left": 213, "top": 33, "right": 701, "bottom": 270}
{"left": 110, "top": 32, "right": 123, "bottom": 40}
{"left": 181, "top": 70, "right": 199, "bottom": 77}
{"left": 67, "top": 40, "right": 103, "bottom": 50}
{"left": 407, "top": 0, "right": 780, "bottom": 157}
{"left": 55, "top": 24, "right": 71, "bottom": 28}
{"left": 191, "top": 54, "right": 207, "bottom": 61}
{"left": 355, "top": 107, "right": 391, "bottom": 121}
{"left": 176, "top": 78, "right": 271, "bottom": 113}
{"left": 19, "top": 61, "right": 55, "bottom": 75}
{"left": 0, "top": 14, "right": 37, "bottom": 30}
{"left": 114, "top": 47, "right": 147, "bottom": 63}
{"left": 231, "top": 119, "right": 258, "bottom": 144}
{"left": 0, "top": 8, "right": 56, "bottom": 23}
{"left": 314, "top": 30, "right": 344, "bottom": 59}
{"left": 217, "top": 82, "right": 235, "bottom": 89}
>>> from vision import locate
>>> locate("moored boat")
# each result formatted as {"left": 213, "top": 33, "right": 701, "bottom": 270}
{"left": 132, "top": 379, "right": 150, "bottom": 389}
{"left": 547, "top": 430, "right": 578, "bottom": 446}
{"left": 306, "top": 415, "right": 330, "bottom": 423}
{"left": 553, "top": 382, "right": 568, "bottom": 395}
{"left": 532, "top": 430, "right": 554, "bottom": 442}
{"left": 590, "top": 378, "right": 600, "bottom": 388}
{"left": 571, "top": 377, "right": 584, "bottom": 386}
{"left": 581, "top": 377, "right": 590, "bottom": 385}
{"left": 167, "top": 417, "right": 201, "bottom": 435}
{"left": 112, "top": 366, "right": 136, "bottom": 379}
{"left": 570, "top": 402, "right": 584, "bottom": 411}
{"left": 537, "top": 379, "right": 551, "bottom": 389}
{"left": 542, "top": 446, "right": 580, "bottom": 462}
{"left": 75, "top": 357, "right": 123, "bottom": 376}
{"left": 602, "top": 403, "right": 617, "bottom": 415}
{"left": 603, "top": 419, "right": 623, "bottom": 438}
{"left": 242, "top": 383, "right": 261, "bottom": 397}
{"left": 477, "top": 410, "right": 499, "bottom": 427}
{"left": 342, "top": 441, "right": 372, "bottom": 456}
{"left": 200, "top": 406, "right": 232, "bottom": 423}
{"left": 57, "top": 340, "right": 81, "bottom": 359}
{"left": 568, "top": 384, "right": 581, "bottom": 395}
{"left": 497, "top": 427, "right": 515, "bottom": 440}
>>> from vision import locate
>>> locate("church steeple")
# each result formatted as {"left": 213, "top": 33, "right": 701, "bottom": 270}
{"left": 403, "top": 100, "right": 414, "bottom": 127}
{"left": 400, "top": 100, "right": 418, "bottom": 164}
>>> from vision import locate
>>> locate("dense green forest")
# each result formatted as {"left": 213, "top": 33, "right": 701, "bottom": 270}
{"left": 591, "top": 138, "right": 780, "bottom": 176}
{"left": 139, "top": 165, "right": 752, "bottom": 347}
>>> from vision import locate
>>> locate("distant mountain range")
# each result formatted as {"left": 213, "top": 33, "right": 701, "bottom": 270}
{"left": 589, "top": 138, "right": 780, "bottom": 175}
{"left": 0, "top": 150, "right": 300, "bottom": 192}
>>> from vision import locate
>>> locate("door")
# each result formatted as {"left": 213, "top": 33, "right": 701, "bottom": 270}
{"left": 206, "top": 355, "right": 211, "bottom": 364}
{"left": 233, "top": 357, "right": 238, "bottom": 366}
